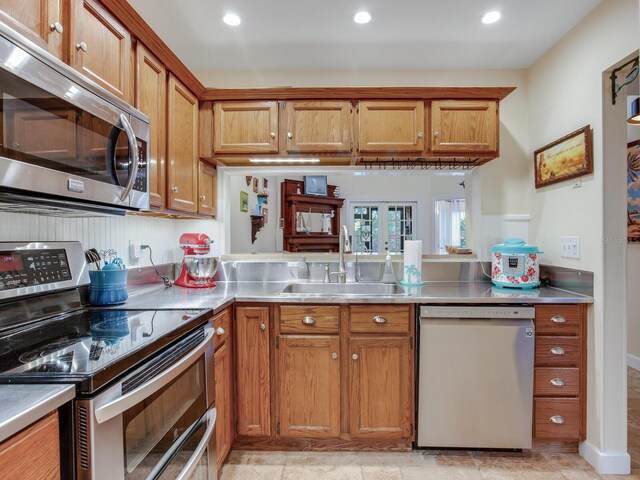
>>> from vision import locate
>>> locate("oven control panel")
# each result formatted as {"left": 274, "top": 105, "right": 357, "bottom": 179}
{"left": 0, "top": 249, "right": 71, "bottom": 291}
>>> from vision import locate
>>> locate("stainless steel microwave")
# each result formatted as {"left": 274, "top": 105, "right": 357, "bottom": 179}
{"left": 0, "top": 22, "right": 150, "bottom": 214}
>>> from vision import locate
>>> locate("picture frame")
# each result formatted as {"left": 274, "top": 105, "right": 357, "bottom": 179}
{"left": 262, "top": 207, "right": 269, "bottom": 224}
{"left": 628, "top": 140, "right": 640, "bottom": 242}
{"left": 534, "top": 125, "right": 593, "bottom": 188}
{"left": 252, "top": 177, "right": 259, "bottom": 193}
{"left": 303, "top": 175, "right": 328, "bottom": 196}
{"left": 240, "top": 191, "right": 248, "bottom": 212}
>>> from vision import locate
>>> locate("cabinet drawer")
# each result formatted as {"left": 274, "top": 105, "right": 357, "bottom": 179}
{"left": 534, "top": 368, "right": 579, "bottom": 397}
{"left": 279, "top": 306, "right": 339, "bottom": 334}
{"left": 534, "top": 398, "right": 580, "bottom": 439}
{"left": 350, "top": 305, "right": 411, "bottom": 334}
{"left": 535, "top": 305, "right": 582, "bottom": 336}
{"left": 535, "top": 337, "right": 580, "bottom": 366}
{"left": 213, "top": 308, "right": 231, "bottom": 346}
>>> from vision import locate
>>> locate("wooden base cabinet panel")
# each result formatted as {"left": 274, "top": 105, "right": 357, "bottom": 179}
{"left": 214, "top": 339, "right": 233, "bottom": 468}
{"left": 235, "top": 306, "right": 271, "bottom": 436}
{"left": 348, "top": 336, "right": 413, "bottom": 439}
{"left": 277, "top": 335, "right": 340, "bottom": 438}
{"left": 0, "top": 411, "right": 60, "bottom": 480}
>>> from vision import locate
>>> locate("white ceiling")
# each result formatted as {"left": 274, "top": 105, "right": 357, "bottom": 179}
{"left": 128, "top": 0, "right": 602, "bottom": 76}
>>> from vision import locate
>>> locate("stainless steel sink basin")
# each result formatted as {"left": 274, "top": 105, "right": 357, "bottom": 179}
{"left": 279, "top": 282, "right": 407, "bottom": 296}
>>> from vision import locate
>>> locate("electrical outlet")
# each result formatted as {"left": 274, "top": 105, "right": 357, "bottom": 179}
{"left": 129, "top": 243, "right": 144, "bottom": 260}
{"left": 560, "top": 236, "right": 580, "bottom": 259}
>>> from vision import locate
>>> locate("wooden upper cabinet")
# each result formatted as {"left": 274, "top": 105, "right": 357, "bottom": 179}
{"left": 285, "top": 100, "right": 352, "bottom": 153}
{"left": 0, "top": 0, "right": 66, "bottom": 60}
{"left": 135, "top": 43, "right": 166, "bottom": 209}
{"left": 430, "top": 100, "right": 498, "bottom": 154}
{"left": 349, "top": 336, "right": 413, "bottom": 439}
{"left": 235, "top": 306, "right": 271, "bottom": 436}
{"left": 198, "top": 161, "right": 216, "bottom": 217}
{"left": 167, "top": 75, "right": 198, "bottom": 213}
{"left": 213, "top": 101, "right": 278, "bottom": 154}
{"left": 277, "top": 335, "right": 340, "bottom": 438}
{"left": 69, "top": 0, "right": 132, "bottom": 102}
{"left": 358, "top": 100, "right": 425, "bottom": 153}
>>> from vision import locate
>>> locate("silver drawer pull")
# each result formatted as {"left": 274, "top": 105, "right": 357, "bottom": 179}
{"left": 259, "top": 323, "right": 266, "bottom": 331}
{"left": 352, "top": 353, "right": 358, "bottom": 360}
{"left": 550, "top": 378, "right": 565, "bottom": 387}
{"left": 331, "top": 352, "right": 338, "bottom": 360}
{"left": 549, "top": 415, "right": 565, "bottom": 425}
{"left": 550, "top": 347, "right": 565, "bottom": 356}
{"left": 216, "top": 327, "right": 225, "bottom": 336}
{"left": 551, "top": 315, "right": 566, "bottom": 323}
{"left": 372, "top": 316, "right": 388, "bottom": 324}
{"left": 301, "top": 316, "right": 316, "bottom": 325}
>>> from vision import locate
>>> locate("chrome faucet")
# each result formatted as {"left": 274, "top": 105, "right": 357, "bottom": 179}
{"left": 328, "top": 225, "right": 351, "bottom": 283}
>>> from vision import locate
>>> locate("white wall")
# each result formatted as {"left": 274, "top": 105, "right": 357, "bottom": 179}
{"left": 526, "top": 0, "right": 638, "bottom": 473}
{"left": 0, "top": 212, "right": 220, "bottom": 267}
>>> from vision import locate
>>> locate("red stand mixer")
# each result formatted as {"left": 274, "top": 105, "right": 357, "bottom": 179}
{"left": 175, "top": 233, "right": 219, "bottom": 288}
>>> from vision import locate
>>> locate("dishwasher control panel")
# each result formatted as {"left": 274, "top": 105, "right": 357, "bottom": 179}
{"left": 419, "top": 306, "right": 535, "bottom": 319}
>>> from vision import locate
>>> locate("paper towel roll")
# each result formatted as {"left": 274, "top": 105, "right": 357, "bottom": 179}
{"left": 402, "top": 240, "right": 423, "bottom": 285}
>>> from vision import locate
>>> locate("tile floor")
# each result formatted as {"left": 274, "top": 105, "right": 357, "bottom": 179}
{"left": 219, "top": 368, "right": 640, "bottom": 480}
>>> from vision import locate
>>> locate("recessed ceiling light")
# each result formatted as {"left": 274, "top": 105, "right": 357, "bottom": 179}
{"left": 353, "top": 11, "right": 372, "bottom": 24}
{"left": 481, "top": 11, "right": 502, "bottom": 24}
{"left": 223, "top": 13, "right": 241, "bottom": 26}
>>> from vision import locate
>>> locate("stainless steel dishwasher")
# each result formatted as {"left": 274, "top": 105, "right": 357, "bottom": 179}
{"left": 417, "top": 305, "right": 535, "bottom": 449}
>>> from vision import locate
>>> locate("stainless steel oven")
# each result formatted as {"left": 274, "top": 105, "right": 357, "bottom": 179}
{"left": 0, "top": 21, "right": 149, "bottom": 213}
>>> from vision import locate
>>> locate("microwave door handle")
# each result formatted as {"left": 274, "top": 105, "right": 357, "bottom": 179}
{"left": 146, "top": 407, "right": 217, "bottom": 480}
{"left": 117, "top": 113, "right": 139, "bottom": 202}
{"left": 93, "top": 325, "right": 214, "bottom": 424}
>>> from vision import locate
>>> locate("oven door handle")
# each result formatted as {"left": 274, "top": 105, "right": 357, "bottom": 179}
{"left": 94, "top": 325, "right": 214, "bottom": 424}
{"left": 147, "top": 407, "right": 217, "bottom": 480}
{"left": 117, "top": 113, "right": 139, "bottom": 202}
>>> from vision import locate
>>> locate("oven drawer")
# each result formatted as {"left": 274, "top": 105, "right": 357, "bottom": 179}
{"left": 535, "top": 305, "right": 582, "bottom": 336}
{"left": 535, "top": 336, "right": 580, "bottom": 366}
{"left": 534, "top": 398, "right": 580, "bottom": 439}
{"left": 279, "top": 305, "right": 339, "bottom": 334}
{"left": 213, "top": 309, "right": 231, "bottom": 346}
{"left": 534, "top": 367, "right": 579, "bottom": 397}
{"left": 350, "top": 305, "right": 411, "bottom": 334}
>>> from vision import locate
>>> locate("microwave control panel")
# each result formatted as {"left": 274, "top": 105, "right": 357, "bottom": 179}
{"left": 0, "top": 249, "right": 71, "bottom": 290}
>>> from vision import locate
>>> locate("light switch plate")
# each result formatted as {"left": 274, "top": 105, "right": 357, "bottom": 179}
{"left": 560, "top": 236, "right": 580, "bottom": 258}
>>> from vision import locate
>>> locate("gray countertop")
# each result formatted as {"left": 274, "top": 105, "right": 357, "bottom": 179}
{"left": 0, "top": 384, "right": 75, "bottom": 442}
{"left": 124, "top": 281, "right": 592, "bottom": 312}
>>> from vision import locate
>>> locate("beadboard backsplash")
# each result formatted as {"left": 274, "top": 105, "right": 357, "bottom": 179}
{"left": 0, "top": 212, "right": 221, "bottom": 267}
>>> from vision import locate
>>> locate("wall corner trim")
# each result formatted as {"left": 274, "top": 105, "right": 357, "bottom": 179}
{"left": 579, "top": 440, "right": 630, "bottom": 475}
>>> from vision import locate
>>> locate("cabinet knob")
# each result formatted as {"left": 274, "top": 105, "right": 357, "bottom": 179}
{"left": 259, "top": 323, "right": 266, "bottom": 331}
{"left": 417, "top": 132, "right": 424, "bottom": 139}
{"left": 287, "top": 132, "right": 293, "bottom": 139}
{"left": 549, "top": 378, "right": 565, "bottom": 387}
{"left": 331, "top": 352, "right": 338, "bottom": 360}
{"left": 433, "top": 132, "right": 440, "bottom": 138}
{"left": 352, "top": 353, "right": 358, "bottom": 360}
{"left": 550, "top": 347, "right": 565, "bottom": 356}
{"left": 549, "top": 415, "right": 565, "bottom": 425}
{"left": 200, "top": 195, "right": 206, "bottom": 201}
{"left": 76, "top": 41, "right": 88, "bottom": 52}
{"left": 50, "top": 22, "right": 64, "bottom": 34}
{"left": 301, "top": 316, "right": 316, "bottom": 325}
{"left": 171, "top": 186, "right": 179, "bottom": 193}
{"left": 216, "top": 327, "right": 225, "bottom": 336}
{"left": 372, "top": 315, "right": 388, "bottom": 324}
{"left": 551, "top": 315, "right": 566, "bottom": 323}
{"left": 270, "top": 132, "right": 276, "bottom": 139}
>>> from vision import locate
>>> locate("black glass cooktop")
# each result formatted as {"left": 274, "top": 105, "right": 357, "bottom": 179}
{"left": 0, "top": 308, "right": 211, "bottom": 394}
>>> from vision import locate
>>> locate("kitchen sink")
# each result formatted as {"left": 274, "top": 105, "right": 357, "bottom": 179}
{"left": 279, "top": 282, "right": 407, "bottom": 296}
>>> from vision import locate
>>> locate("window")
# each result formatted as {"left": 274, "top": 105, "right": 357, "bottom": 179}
{"left": 434, "top": 198, "right": 466, "bottom": 254}
{"left": 350, "top": 202, "right": 417, "bottom": 254}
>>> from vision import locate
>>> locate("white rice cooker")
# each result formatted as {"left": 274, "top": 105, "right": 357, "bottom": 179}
{"left": 491, "top": 238, "right": 543, "bottom": 289}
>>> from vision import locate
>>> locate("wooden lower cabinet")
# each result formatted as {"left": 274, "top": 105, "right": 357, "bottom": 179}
{"left": 348, "top": 336, "right": 413, "bottom": 439}
{"left": 277, "top": 335, "right": 340, "bottom": 438}
{"left": 214, "top": 338, "right": 233, "bottom": 467}
{"left": 0, "top": 411, "right": 60, "bottom": 480}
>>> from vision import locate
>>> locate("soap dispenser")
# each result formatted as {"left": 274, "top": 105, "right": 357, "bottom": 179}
{"left": 381, "top": 254, "right": 396, "bottom": 283}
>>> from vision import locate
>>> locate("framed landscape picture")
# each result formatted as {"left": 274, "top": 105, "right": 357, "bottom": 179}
{"left": 534, "top": 125, "right": 592, "bottom": 188}
{"left": 628, "top": 140, "right": 640, "bottom": 242}
{"left": 240, "top": 191, "right": 248, "bottom": 212}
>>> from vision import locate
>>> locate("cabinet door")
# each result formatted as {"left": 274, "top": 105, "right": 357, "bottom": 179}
{"left": 349, "top": 336, "right": 413, "bottom": 439}
{"left": 277, "top": 335, "right": 340, "bottom": 438}
{"left": 0, "top": 0, "right": 65, "bottom": 60}
{"left": 358, "top": 100, "right": 424, "bottom": 153}
{"left": 236, "top": 306, "right": 271, "bottom": 436}
{"left": 135, "top": 43, "right": 166, "bottom": 209}
{"left": 214, "top": 340, "right": 233, "bottom": 468}
{"left": 430, "top": 100, "right": 498, "bottom": 153}
{"left": 198, "top": 161, "right": 216, "bottom": 217}
{"left": 213, "top": 101, "right": 278, "bottom": 153}
{"left": 69, "top": 0, "right": 133, "bottom": 102}
{"left": 285, "top": 100, "right": 351, "bottom": 153}
{"left": 167, "top": 75, "right": 198, "bottom": 213}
